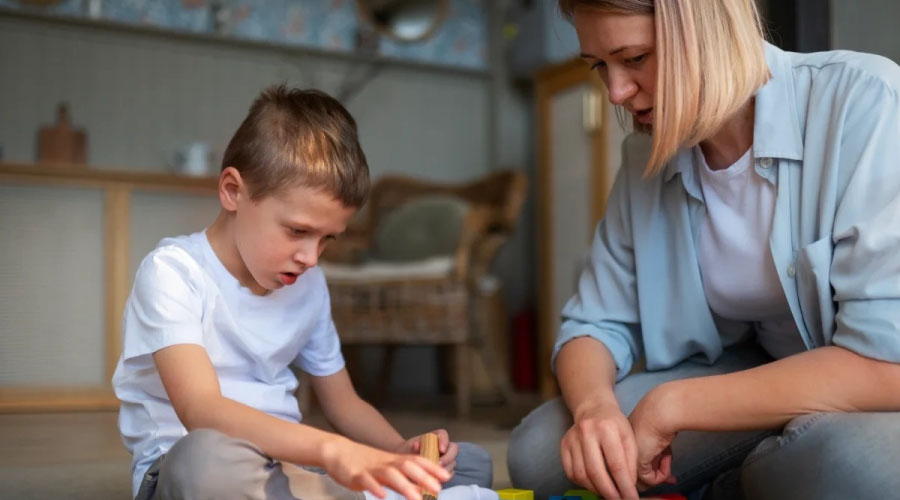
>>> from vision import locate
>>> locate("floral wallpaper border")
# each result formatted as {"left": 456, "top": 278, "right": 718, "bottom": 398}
{"left": 1, "top": 0, "right": 487, "bottom": 69}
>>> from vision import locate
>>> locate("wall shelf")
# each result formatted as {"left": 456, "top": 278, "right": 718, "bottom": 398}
{"left": 0, "top": 162, "right": 218, "bottom": 192}
{"left": 0, "top": 7, "right": 490, "bottom": 80}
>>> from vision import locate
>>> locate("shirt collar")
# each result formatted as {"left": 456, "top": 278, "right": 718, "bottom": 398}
{"left": 663, "top": 41, "right": 805, "bottom": 186}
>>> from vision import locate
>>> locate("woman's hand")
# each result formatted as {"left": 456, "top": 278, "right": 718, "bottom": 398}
{"left": 396, "top": 429, "right": 459, "bottom": 477}
{"left": 322, "top": 436, "right": 450, "bottom": 500}
{"left": 628, "top": 383, "right": 680, "bottom": 490}
{"left": 560, "top": 400, "right": 640, "bottom": 499}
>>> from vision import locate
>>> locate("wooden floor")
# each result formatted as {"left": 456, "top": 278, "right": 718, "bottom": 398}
{"left": 0, "top": 396, "right": 541, "bottom": 499}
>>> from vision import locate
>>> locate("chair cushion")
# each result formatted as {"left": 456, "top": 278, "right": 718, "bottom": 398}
{"left": 371, "top": 195, "right": 470, "bottom": 262}
{"left": 320, "top": 256, "right": 455, "bottom": 282}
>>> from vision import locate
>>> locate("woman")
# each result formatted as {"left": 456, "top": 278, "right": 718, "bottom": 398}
{"left": 508, "top": 1, "right": 900, "bottom": 499}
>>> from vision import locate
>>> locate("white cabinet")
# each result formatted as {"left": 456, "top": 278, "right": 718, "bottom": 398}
{"left": 0, "top": 163, "right": 219, "bottom": 411}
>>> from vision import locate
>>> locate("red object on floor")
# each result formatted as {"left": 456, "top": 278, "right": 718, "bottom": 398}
{"left": 656, "top": 494, "right": 688, "bottom": 500}
{"left": 511, "top": 308, "right": 537, "bottom": 391}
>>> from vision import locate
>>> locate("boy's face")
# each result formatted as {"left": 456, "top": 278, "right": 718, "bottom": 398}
{"left": 232, "top": 182, "right": 356, "bottom": 294}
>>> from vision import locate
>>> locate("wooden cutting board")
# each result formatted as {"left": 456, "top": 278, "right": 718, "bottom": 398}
{"left": 37, "top": 103, "right": 87, "bottom": 165}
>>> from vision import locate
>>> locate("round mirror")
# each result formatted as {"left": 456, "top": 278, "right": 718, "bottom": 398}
{"left": 357, "top": 0, "right": 448, "bottom": 43}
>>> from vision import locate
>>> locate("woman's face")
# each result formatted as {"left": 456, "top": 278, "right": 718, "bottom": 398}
{"left": 574, "top": 9, "right": 657, "bottom": 126}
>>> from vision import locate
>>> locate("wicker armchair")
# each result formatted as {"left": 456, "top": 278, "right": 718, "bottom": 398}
{"left": 320, "top": 169, "right": 527, "bottom": 416}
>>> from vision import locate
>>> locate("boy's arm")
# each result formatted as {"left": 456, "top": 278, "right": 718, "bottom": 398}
{"left": 154, "top": 344, "right": 448, "bottom": 500}
{"left": 310, "top": 369, "right": 459, "bottom": 472}
{"left": 155, "top": 344, "right": 339, "bottom": 464}
{"left": 310, "top": 368, "right": 406, "bottom": 451}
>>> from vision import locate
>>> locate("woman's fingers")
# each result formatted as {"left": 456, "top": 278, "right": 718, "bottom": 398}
{"left": 597, "top": 433, "right": 640, "bottom": 500}
{"left": 621, "top": 425, "right": 639, "bottom": 486}
{"left": 582, "top": 433, "right": 629, "bottom": 499}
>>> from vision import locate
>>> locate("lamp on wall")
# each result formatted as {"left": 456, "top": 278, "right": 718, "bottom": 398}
{"left": 356, "top": 0, "right": 448, "bottom": 43}
{"left": 339, "top": 1, "right": 447, "bottom": 103}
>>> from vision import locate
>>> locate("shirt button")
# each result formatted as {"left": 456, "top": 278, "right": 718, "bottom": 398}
{"left": 787, "top": 265, "right": 796, "bottom": 278}
{"left": 760, "top": 157, "right": 773, "bottom": 168}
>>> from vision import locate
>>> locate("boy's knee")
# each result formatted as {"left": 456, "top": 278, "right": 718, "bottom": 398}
{"left": 451, "top": 442, "right": 493, "bottom": 488}
{"left": 159, "top": 429, "right": 268, "bottom": 499}
{"left": 742, "top": 412, "right": 900, "bottom": 500}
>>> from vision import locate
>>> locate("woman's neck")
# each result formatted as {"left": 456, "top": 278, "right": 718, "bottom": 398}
{"left": 699, "top": 99, "right": 755, "bottom": 170}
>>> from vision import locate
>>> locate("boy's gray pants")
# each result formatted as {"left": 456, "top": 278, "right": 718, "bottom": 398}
{"left": 136, "top": 431, "right": 492, "bottom": 500}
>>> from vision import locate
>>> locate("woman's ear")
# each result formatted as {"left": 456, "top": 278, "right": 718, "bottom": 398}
{"left": 218, "top": 166, "right": 244, "bottom": 212}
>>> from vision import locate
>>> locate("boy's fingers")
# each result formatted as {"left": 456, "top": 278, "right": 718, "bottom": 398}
{"left": 442, "top": 460, "right": 457, "bottom": 475}
{"left": 414, "top": 456, "right": 451, "bottom": 482}
{"left": 359, "top": 475, "right": 386, "bottom": 499}
{"left": 400, "top": 461, "right": 442, "bottom": 495}
{"left": 432, "top": 429, "right": 450, "bottom": 452}
{"left": 382, "top": 467, "right": 420, "bottom": 500}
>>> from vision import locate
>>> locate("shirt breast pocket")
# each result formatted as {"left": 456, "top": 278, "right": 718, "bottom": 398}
{"left": 795, "top": 236, "right": 836, "bottom": 347}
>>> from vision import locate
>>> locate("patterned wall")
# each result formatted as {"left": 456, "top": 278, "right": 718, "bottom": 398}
{"left": 0, "top": 0, "right": 487, "bottom": 69}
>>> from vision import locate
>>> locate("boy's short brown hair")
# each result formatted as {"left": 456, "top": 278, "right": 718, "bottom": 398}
{"left": 222, "top": 85, "right": 370, "bottom": 207}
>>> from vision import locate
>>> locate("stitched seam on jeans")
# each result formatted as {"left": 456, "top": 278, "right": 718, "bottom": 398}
{"left": 741, "top": 413, "right": 831, "bottom": 468}
{"left": 675, "top": 433, "right": 771, "bottom": 488}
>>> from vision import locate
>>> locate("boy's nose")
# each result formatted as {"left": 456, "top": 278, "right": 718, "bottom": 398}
{"left": 294, "top": 245, "right": 318, "bottom": 268}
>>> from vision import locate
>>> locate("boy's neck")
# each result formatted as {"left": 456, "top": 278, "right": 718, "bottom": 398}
{"left": 206, "top": 211, "right": 268, "bottom": 295}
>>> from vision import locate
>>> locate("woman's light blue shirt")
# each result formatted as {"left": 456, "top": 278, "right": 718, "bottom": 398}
{"left": 553, "top": 42, "right": 900, "bottom": 380}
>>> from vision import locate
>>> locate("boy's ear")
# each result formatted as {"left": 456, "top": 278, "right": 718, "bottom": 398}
{"left": 218, "top": 167, "right": 244, "bottom": 212}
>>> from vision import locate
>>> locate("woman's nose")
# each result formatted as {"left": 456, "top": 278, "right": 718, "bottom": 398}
{"left": 607, "top": 69, "right": 638, "bottom": 106}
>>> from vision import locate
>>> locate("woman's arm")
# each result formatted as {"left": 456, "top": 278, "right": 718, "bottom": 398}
{"left": 629, "top": 346, "right": 900, "bottom": 487}
{"left": 557, "top": 337, "right": 621, "bottom": 418}
{"left": 644, "top": 345, "right": 900, "bottom": 433}
{"left": 556, "top": 337, "right": 643, "bottom": 499}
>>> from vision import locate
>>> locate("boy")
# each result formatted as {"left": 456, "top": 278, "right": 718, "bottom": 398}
{"left": 112, "top": 85, "right": 494, "bottom": 500}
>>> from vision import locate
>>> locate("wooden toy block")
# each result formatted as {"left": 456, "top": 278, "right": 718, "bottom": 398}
{"left": 496, "top": 488, "right": 534, "bottom": 500}
{"left": 419, "top": 433, "right": 440, "bottom": 500}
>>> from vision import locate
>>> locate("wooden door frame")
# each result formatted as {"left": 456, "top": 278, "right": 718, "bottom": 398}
{"left": 535, "top": 59, "right": 610, "bottom": 399}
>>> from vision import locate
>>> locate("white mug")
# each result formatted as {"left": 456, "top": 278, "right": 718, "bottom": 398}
{"left": 172, "top": 142, "right": 212, "bottom": 177}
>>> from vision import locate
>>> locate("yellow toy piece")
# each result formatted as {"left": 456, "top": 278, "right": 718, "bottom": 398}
{"left": 496, "top": 488, "right": 534, "bottom": 500}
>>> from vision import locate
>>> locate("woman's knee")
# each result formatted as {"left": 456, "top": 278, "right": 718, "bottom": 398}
{"left": 507, "top": 398, "right": 573, "bottom": 493}
{"left": 741, "top": 412, "right": 900, "bottom": 500}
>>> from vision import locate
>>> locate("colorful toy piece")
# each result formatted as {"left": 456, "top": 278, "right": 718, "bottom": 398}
{"left": 563, "top": 490, "right": 599, "bottom": 500}
{"left": 562, "top": 488, "right": 687, "bottom": 500}
{"left": 498, "top": 487, "right": 687, "bottom": 500}
{"left": 496, "top": 489, "right": 534, "bottom": 500}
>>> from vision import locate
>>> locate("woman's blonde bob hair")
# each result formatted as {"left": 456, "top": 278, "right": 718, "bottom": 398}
{"left": 559, "top": 0, "right": 770, "bottom": 176}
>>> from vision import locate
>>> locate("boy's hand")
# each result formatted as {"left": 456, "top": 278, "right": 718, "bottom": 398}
{"left": 323, "top": 436, "right": 450, "bottom": 500}
{"left": 397, "top": 429, "right": 459, "bottom": 477}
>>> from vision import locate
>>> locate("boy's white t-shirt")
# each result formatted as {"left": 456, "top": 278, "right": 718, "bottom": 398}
{"left": 112, "top": 230, "right": 345, "bottom": 496}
